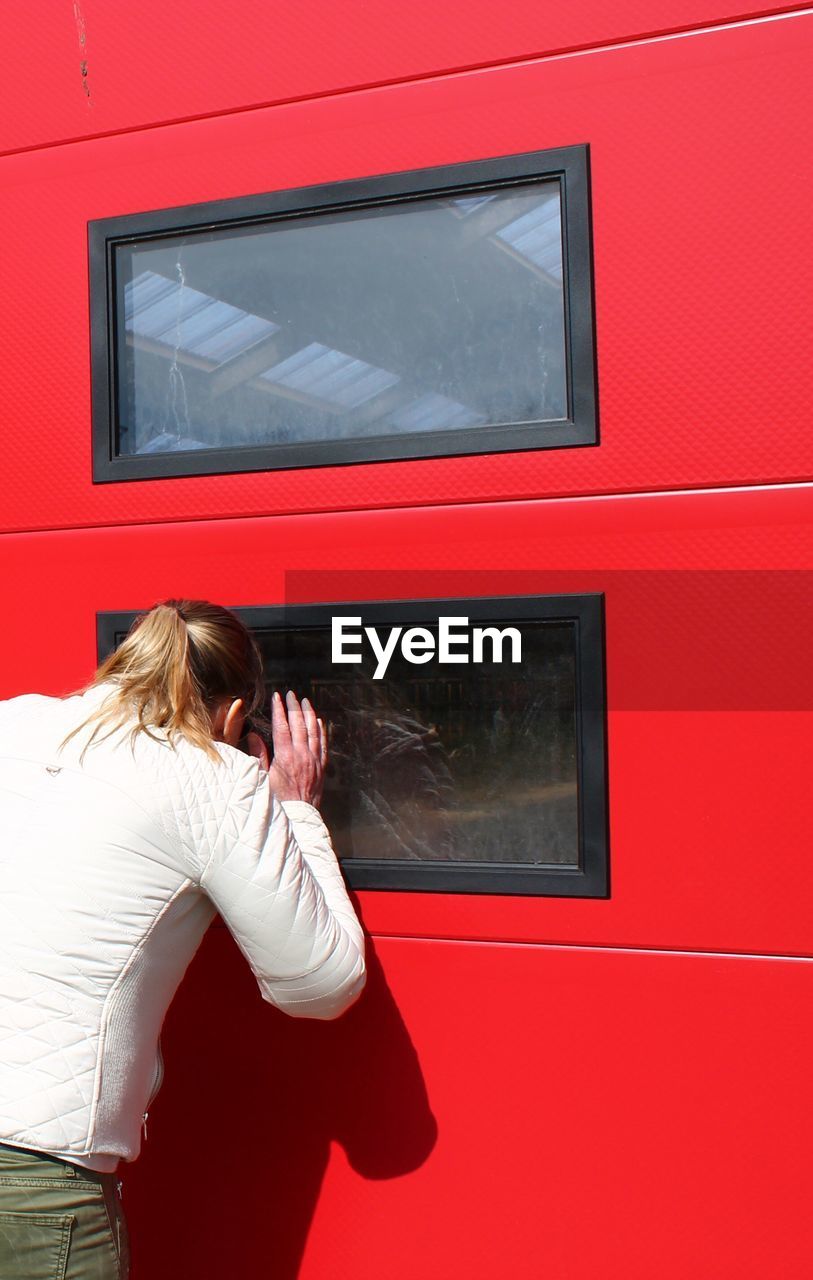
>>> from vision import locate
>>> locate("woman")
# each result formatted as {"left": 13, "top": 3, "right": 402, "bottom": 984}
{"left": 0, "top": 599, "right": 366, "bottom": 1279}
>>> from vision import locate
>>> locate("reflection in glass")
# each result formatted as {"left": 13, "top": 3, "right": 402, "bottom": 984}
{"left": 114, "top": 181, "right": 567, "bottom": 457}
{"left": 252, "top": 619, "right": 578, "bottom": 867}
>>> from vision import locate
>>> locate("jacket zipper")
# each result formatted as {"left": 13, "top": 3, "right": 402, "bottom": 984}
{"left": 142, "top": 1038, "right": 165, "bottom": 1143}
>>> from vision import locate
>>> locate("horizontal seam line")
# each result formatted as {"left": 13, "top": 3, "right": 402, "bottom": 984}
{"left": 0, "top": 476, "right": 812, "bottom": 540}
{"left": 0, "top": 5, "right": 809, "bottom": 162}
{"left": 367, "top": 933, "right": 813, "bottom": 962}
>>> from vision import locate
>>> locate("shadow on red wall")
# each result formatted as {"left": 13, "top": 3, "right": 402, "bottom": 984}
{"left": 122, "top": 925, "right": 437, "bottom": 1278}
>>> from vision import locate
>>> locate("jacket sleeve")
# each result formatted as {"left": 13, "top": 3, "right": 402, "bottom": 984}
{"left": 195, "top": 764, "right": 366, "bottom": 1021}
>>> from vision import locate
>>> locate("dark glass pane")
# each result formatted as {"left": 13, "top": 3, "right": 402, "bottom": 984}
{"left": 114, "top": 181, "right": 567, "bottom": 458}
{"left": 252, "top": 618, "right": 578, "bottom": 866}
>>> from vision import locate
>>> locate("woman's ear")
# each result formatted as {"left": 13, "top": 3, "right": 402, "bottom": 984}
{"left": 221, "top": 697, "right": 246, "bottom": 748}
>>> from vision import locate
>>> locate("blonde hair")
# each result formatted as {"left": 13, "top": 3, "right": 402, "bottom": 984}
{"left": 60, "top": 599, "right": 269, "bottom": 764}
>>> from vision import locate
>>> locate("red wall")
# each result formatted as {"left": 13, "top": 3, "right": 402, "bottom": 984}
{"left": 4, "top": 0, "right": 805, "bottom": 154}
{"left": 1, "top": 5, "right": 812, "bottom": 1277}
{"left": 1, "top": 11, "right": 813, "bottom": 532}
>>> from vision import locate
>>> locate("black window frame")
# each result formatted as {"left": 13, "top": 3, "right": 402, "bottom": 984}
{"left": 97, "top": 593, "right": 609, "bottom": 897}
{"left": 89, "top": 145, "right": 598, "bottom": 483}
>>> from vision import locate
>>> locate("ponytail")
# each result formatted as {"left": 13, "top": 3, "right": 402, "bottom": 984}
{"left": 60, "top": 599, "right": 269, "bottom": 764}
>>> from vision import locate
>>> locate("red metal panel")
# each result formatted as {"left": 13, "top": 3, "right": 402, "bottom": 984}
{"left": 0, "top": 15, "right": 812, "bottom": 532}
{"left": 122, "top": 931, "right": 813, "bottom": 1279}
{"left": 2, "top": 9, "right": 808, "bottom": 1278}
{"left": 1, "top": 481, "right": 811, "bottom": 955}
{"left": 0, "top": 3, "right": 802, "bottom": 156}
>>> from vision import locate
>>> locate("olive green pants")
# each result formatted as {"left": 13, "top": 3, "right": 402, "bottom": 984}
{"left": 0, "top": 1145, "right": 129, "bottom": 1280}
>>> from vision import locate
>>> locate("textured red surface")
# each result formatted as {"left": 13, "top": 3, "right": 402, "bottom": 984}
{"left": 0, "top": 14, "right": 812, "bottom": 532}
{"left": 0, "top": 2, "right": 802, "bottom": 155}
{"left": 2, "top": 481, "right": 811, "bottom": 956}
{"left": 122, "top": 930, "right": 813, "bottom": 1280}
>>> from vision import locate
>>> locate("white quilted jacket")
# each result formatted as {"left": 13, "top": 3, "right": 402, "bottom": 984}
{"left": 0, "top": 682, "right": 366, "bottom": 1172}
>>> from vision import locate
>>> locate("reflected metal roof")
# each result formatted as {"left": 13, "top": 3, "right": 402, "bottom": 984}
{"left": 124, "top": 270, "right": 279, "bottom": 364}
{"left": 260, "top": 341, "right": 400, "bottom": 410}
{"left": 495, "top": 195, "right": 563, "bottom": 280}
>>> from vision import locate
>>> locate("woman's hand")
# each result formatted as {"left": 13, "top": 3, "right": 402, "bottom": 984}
{"left": 264, "top": 690, "right": 328, "bottom": 808}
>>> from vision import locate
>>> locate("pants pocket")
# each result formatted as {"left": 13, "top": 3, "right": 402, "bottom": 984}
{"left": 0, "top": 1210, "right": 74, "bottom": 1280}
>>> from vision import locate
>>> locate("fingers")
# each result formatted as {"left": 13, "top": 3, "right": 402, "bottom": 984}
{"left": 301, "top": 696, "right": 320, "bottom": 758}
{"left": 268, "top": 690, "right": 327, "bottom": 807}
{"left": 273, "top": 690, "right": 326, "bottom": 773}
{"left": 271, "top": 691, "right": 292, "bottom": 753}
{"left": 318, "top": 718, "right": 328, "bottom": 771}
{"left": 272, "top": 690, "right": 312, "bottom": 754}
{"left": 285, "top": 690, "right": 308, "bottom": 752}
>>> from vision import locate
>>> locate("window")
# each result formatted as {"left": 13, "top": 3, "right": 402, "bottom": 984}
{"left": 97, "top": 594, "right": 608, "bottom": 896}
{"left": 90, "top": 146, "right": 597, "bottom": 481}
